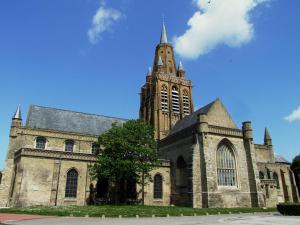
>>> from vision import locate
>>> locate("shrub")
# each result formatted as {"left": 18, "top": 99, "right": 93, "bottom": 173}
{"left": 277, "top": 203, "right": 300, "bottom": 216}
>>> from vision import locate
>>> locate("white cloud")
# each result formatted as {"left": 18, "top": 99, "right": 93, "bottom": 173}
{"left": 88, "top": 2, "right": 122, "bottom": 44}
{"left": 174, "top": 0, "right": 270, "bottom": 59}
{"left": 284, "top": 107, "right": 300, "bottom": 122}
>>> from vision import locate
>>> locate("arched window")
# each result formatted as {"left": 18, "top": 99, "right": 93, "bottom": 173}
{"left": 217, "top": 143, "right": 237, "bottom": 186}
{"left": 273, "top": 172, "right": 280, "bottom": 189}
{"left": 176, "top": 156, "right": 187, "bottom": 187}
{"left": 65, "top": 169, "right": 78, "bottom": 198}
{"left": 161, "top": 85, "right": 168, "bottom": 112}
{"left": 36, "top": 137, "right": 46, "bottom": 149}
{"left": 92, "top": 143, "right": 100, "bottom": 155}
{"left": 259, "top": 171, "right": 265, "bottom": 180}
{"left": 65, "top": 140, "right": 74, "bottom": 152}
{"left": 182, "top": 90, "right": 190, "bottom": 115}
{"left": 154, "top": 174, "right": 163, "bottom": 199}
{"left": 172, "top": 86, "right": 180, "bottom": 114}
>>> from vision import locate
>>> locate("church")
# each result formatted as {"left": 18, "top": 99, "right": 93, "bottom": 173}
{"left": 0, "top": 23, "right": 298, "bottom": 208}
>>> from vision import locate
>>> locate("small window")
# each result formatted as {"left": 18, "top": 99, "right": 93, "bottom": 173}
{"left": 259, "top": 171, "right": 265, "bottom": 179}
{"left": 154, "top": 174, "right": 163, "bottom": 199}
{"left": 36, "top": 137, "right": 46, "bottom": 149}
{"left": 65, "top": 140, "right": 74, "bottom": 152}
{"left": 92, "top": 143, "right": 100, "bottom": 155}
{"left": 65, "top": 169, "right": 78, "bottom": 198}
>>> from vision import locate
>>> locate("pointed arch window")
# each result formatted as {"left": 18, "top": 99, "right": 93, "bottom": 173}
{"left": 217, "top": 143, "right": 237, "bottom": 186}
{"left": 154, "top": 174, "right": 163, "bottom": 199}
{"left": 182, "top": 90, "right": 190, "bottom": 115}
{"left": 65, "top": 140, "right": 74, "bottom": 152}
{"left": 65, "top": 169, "right": 78, "bottom": 198}
{"left": 161, "top": 85, "right": 168, "bottom": 112}
{"left": 172, "top": 86, "right": 180, "bottom": 114}
{"left": 273, "top": 172, "right": 280, "bottom": 189}
{"left": 36, "top": 137, "right": 46, "bottom": 149}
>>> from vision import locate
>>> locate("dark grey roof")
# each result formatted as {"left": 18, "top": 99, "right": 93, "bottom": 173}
{"left": 167, "top": 101, "right": 215, "bottom": 136}
{"left": 275, "top": 154, "right": 290, "bottom": 164}
{"left": 26, "top": 105, "right": 128, "bottom": 136}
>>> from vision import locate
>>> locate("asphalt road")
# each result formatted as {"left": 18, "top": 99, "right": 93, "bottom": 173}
{"left": 4, "top": 214, "right": 300, "bottom": 225}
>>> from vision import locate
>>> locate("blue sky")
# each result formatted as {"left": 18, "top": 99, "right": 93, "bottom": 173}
{"left": 0, "top": 0, "right": 299, "bottom": 169}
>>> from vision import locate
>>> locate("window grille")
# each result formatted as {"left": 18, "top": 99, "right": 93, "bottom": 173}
{"left": 36, "top": 137, "right": 46, "bottom": 149}
{"left": 65, "top": 169, "right": 78, "bottom": 198}
{"left": 172, "top": 86, "right": 180, "bottom": 114}
{"left": 182, "top": 90, "right": 190, "bottom": 115}
{"left": 217, "top": 144, "right": 237, "bottom": 186}
{"left": 65, "top": 140, "right": 74, "bottom": 152}
{"left": 161, "top": 85, "right": 168, "bottom": 112}
{"left": 154, "top": 174, "right": 163, "bottom": 199}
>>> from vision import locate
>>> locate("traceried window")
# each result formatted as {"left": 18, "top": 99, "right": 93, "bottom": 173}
{"left": 161, "top": 85, "right": 168, "bottom": 112}
{"left": 171, "top": 86, "right": 180, "bottom": 114}
{"left": 182, "top": 90, "right": 190, "bottom": 115}
{"left": 154, "top": 174, "right": 163, "bottom": 199}
{"left": 65, "top": 169, "right": 78, "bottom": 198}
{"left": 92, "top": 143, "right": 100, "bottom": 155}
{"left": 65, "top": 140, "right": 74, "bottom": 152}
{"left": 217, "top": 143, "right": 237, "bottom": 187}
{"left": 36, "top": 137, "right": 46, "bottom": 149}
{"left": 273, "top": 172, "right": 280, "bottom": 189}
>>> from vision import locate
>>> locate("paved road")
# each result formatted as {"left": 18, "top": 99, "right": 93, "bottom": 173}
{"left": 3, "top": 214, "right": 300, "bottom": 225}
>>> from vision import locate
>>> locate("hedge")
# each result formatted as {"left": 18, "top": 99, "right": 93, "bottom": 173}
{"left": 277, "top": 203, "right": 300, "bottom": 216}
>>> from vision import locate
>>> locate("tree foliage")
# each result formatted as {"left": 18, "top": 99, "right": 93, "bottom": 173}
{"left": 291, "top": 154, "right": 300, "bottom": 170}
{"left": 89, "top": 119, "right": 159, "bottom": 203}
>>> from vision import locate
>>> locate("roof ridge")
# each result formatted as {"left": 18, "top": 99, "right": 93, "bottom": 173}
{"left": 30, "top": 105, "right": 129, "bottom": 121}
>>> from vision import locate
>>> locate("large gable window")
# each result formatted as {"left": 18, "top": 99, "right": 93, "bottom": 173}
{"left": 217, "top": 143, "right": 237, "bottom": 187}
{"left": 65, "top": 169, "right": 78, "bottom": 198}
{"left": 65, "top": 140, "right": 74, "bottom": 152}
{"left": 36, "top": 137, "right": 46, "bottom": 149}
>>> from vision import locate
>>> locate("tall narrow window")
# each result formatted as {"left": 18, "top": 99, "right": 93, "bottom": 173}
{"left": 217, "top": 143, "right": 237, "bottom": 186}
{"left": 65, "top": 169, "right": 78, "bottom": 198}
{"left": 36, "top": 137, "right": 46, "bottom": 149}
{"left": 161, "top": 85, "right": 168, "bottom": 112}
{"left": 182, "top": 90, "right": 190, "bottom": 115}
{"left": 65, "top": 140, "right": 74, "bottom": 152}
{"left": 273, "top": 172, "right": 280, "bottom": 189}
{"left": 172, "top": 86, "right": 180, "bottom": 114}
{"left": 259, "top": 171, "right": 265, "bottom": 180}
{"left": 154, "top": 174, "right": 163, "bottom": 199}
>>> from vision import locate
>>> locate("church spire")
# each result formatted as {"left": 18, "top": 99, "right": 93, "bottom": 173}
{"left": 160, "top": 21, "right": 168, "bottom": 44}
{"left": 178, "top": 61, "right": 184, "bottom": 71}
{"left": 13, "top": 105, "right": 22, "bottom": 120}
{"left": 264, "top": 128, "right": 272, "bottom": 146}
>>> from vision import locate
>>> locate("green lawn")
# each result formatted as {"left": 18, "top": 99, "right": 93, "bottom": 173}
{"left": 0, "top": 205, "right": 276, "bottom": 218}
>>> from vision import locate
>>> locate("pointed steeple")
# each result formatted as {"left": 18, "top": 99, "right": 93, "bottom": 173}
{"left": 157, "top": 55, "right": 163, "bottom": 66}
{"left": 264, "top": 128, "right": 272, "bottom": 146}
{"left": 13, "top": 105, "right": 22, "bottom": 120}
{"left": 160, "top": 21, "right": 168, "bottom": 44}
{"left": 147, "top": 67, "right": 152, "bottom": 76}
{"left": 178, "top": 61, "right": 184, "bottom": 71}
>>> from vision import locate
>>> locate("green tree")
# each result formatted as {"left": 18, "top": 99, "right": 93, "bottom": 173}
{"left": 89, "top": 119, "right": 159, "bottom": 204}
{"left": 291, "top": 154, "right": 300, "bottom": 171}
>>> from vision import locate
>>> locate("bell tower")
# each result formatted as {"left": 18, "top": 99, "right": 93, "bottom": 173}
{"left": 140, "top": 22, "right": 194, "bottom": 140}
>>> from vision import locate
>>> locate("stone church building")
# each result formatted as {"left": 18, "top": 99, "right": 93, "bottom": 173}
{"left": 0, "top": 23, "right": 298, "bottom": 208}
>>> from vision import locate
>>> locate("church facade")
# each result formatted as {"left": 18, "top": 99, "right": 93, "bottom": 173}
{"left": 0, "top": 24, "right": 298, "bottom": 208}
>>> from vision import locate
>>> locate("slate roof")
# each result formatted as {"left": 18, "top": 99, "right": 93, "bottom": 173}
{"left": 26, "top": 105, "right": 128, "bottom": 136}
{"left": 275, "top": 154, "right": 290, "bottom": 164}
{"left": 167, "top": 101, "right": 215, "bottom": 136}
